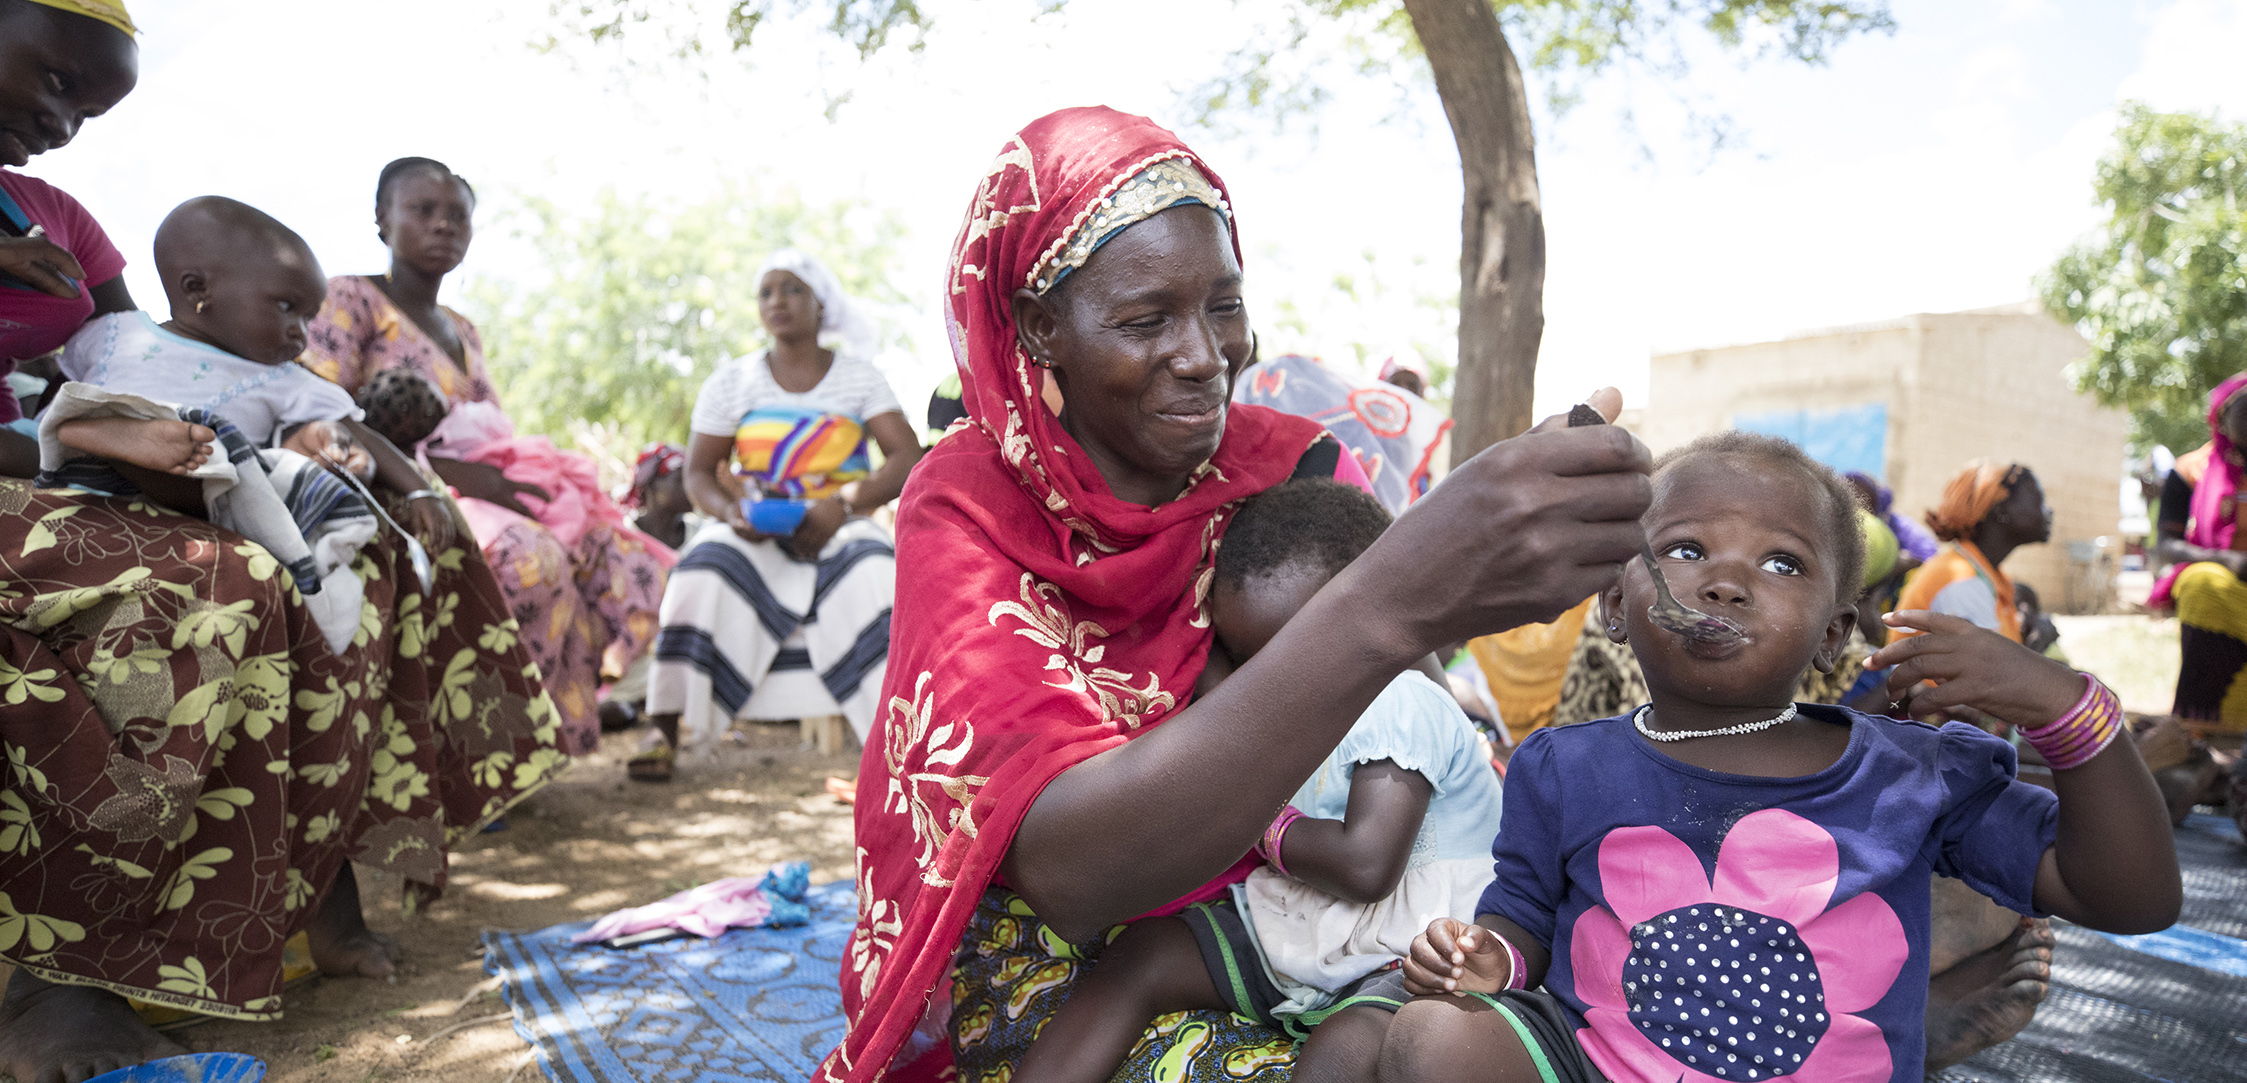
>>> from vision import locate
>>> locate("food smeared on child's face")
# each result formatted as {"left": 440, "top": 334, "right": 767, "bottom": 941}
{"left": 1612, "top": 455, "right": 1854, "bottom": 706}
{"left": 188, "top": 240, "right": 328, "bottom": 365}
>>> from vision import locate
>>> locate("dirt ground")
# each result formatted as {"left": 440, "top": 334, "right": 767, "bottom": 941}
{"left": 0, "top": 614, "right": 2191, "bottom": 1082}
{"left": 0, "top": 723, "right": 863, "bottom": 1083}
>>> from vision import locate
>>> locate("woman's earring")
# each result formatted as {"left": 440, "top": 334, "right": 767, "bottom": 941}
{"left": 195, "top": 300, "right": 209, "bottom": 314}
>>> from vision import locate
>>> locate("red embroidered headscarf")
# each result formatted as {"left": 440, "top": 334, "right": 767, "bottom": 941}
{"left": 818, "top": 107, "right": 1324, "bottom": 1083}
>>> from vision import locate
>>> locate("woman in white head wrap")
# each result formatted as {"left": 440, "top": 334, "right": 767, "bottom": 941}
{"left": 757, "top": 247, "right": 880, "bottom": 360}
{"left": 632, "top": 248, "right": 925, "bottom": 779}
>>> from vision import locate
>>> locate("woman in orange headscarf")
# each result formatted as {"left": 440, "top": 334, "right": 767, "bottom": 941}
{"left": 1893, "top": 461, "right": 2051, "bottom": 642}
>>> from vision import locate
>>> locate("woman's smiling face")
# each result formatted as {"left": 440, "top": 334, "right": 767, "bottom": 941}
{"left": 1609, "top": 454, "right": 1857, "bottom": 707}
{"left": 0, "top": 2, "right": 136, "bottom": 168}
{"left": 1013, "top": 205, "right": 1250, "bottom": 507}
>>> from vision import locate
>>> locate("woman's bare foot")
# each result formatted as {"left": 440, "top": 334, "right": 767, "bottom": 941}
{"left": 306, "top": 863, "right": 402, "bottom": 980}
{"left": 0, "top": 970, "right": 186, "bottom": 1083}
{"left": 54, "top": 416, "right": 215, "bottom": 475}
{"left": 1923, "top": 917, "right": 2055, "bottom": 1071}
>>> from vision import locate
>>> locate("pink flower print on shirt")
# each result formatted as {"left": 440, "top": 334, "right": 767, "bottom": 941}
{"left": 1571, "top": 808, "right": 1906, "bottom": 1083}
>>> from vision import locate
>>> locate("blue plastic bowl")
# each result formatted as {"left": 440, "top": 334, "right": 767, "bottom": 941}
{"left": 743, "top": 498, "right": 810, "bottom": 535}
{"left": 86, "top": 1053, "right": 267, "bottom": 1083}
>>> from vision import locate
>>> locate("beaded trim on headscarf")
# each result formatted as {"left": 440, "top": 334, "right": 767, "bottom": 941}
{"left": 1029, "top": 157, "right": 1230, "bottom": 295}
{"left": 24, "top": 0, "right": 136, "bottom": 36}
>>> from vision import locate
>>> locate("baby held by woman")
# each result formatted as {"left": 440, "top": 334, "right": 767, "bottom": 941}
{"left": 1014, "top": 479, "right": 1505, "bottom": 1083}
{"left": 41, "top": 196, "right": 451, "bottom": 651}
{"left": 1380, "top": 431, "right": 2179, "bottom": 1083}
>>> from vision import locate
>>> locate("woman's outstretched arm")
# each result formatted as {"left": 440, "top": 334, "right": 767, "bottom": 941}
{"left": 1002, "top": 397, "right": 1653, "bottom": 941}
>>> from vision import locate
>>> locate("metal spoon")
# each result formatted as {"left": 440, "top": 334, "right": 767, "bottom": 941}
{"left": 1565, "top": 405, "right": 1747, "bottom": 646}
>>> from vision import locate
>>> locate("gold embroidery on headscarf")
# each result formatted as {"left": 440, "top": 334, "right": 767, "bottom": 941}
{"left": 1030, "top": 159, "right": 1230, "bottom": 295}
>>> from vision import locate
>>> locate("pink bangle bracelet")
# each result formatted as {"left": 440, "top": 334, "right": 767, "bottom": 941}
{"left": 2016, "top": 674, "right": 2122, "bottom": 772}
{"left": 1259, "top": 805, "right": 1304, "bottom": 876}
{"left": 1500, "top": 935, "right": 1528, "bottom": 990}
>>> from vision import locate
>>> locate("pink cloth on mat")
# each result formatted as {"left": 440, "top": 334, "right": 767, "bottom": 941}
{"left": 571, "top": 877, "right": 777, "bottom": 943}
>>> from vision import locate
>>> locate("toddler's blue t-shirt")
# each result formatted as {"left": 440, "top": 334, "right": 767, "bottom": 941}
{"left": 1479, "top": 705, "right": 2057, "bottom": 1083}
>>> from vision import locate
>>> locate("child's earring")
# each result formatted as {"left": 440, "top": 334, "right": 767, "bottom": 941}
{"left": 194, "top": 299, "right": 209, "bottom": 314}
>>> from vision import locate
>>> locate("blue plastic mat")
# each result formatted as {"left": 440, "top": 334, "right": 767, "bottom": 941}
{"left": 1939, "top": 812, "right": 2247, "bottom": 1083}
{"left": 483, "top": 880, "right": 854, "bottom": 1083}
{"left": 488, "top": 818, "right": 2246, "bottom": 1083}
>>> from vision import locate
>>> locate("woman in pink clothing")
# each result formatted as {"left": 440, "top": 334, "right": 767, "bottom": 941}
{"left": 302, "top": 157, "right": 672, "bottom": 755}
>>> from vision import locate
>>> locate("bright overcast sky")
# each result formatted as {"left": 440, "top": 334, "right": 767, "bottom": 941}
{"left": 26, "top": 0, "right": 2247, "bottom": 421}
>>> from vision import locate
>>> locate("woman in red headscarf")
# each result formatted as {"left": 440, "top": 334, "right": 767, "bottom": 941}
{"left": 821, "top": 107, "right": 1654, "bottom": 1083}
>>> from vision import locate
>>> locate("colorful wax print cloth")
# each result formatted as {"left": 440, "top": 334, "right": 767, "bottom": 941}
{"left": 0, "top": 170, "right": 126, "bottom": 420}
{"left": 731, "top": 408, "right": 869, "bottom": 500}
{"left": 1235, "top": 671, "right": 1501, "bottom": 1013}
{"left": 1482, "top": 707, "right": 2057, "bottom": 1083}
{"left": 1233, "top": 353, "right": 1451, "bottom": 513}
{"left": 302, "top": 275, "right": 668, "bottom": 754}
{"left": 299, "top": 275, "right": 498, "bottom": 410}
{"left": 62, "top": 311, "right": 362, "bottom": 444}
{"left": 0, "top": 478, "right": 565, "bottom": 1019}
{"left": 2170, "top": 561, "right": 2247, "bottom": 731}
{"left": 823, "top": 107, "right": 1329, "bottom": 1083}
{"left": 689, "top": 349, "right": 901, "bottom": 499}
{"left": 1894, "top": 541, "right": 2020, "bottom": 643}
{"left": 647, "top": 351, "right": 905, "bottom": 747}
{"left": 949, "top": 888, "right": 1298, "bottom": 1083}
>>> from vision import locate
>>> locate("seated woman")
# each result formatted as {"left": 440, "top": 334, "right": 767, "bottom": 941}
{"left": 2145, "top": 375, "right": 2247, "bottom": 830}
{"left": 2151, "top": 374, "right": 2247, "bottom": 739}
{"left": 638, "top": 250, "right": 922, "bottom": 777}
{"left": 301, "top": 157, "right": 672, "bottom": 756}
{"left": 0, "top": 8, "right": 566, "bottom": 1083}
{"left": 821, "top": 106, "right": 1649, "bottom": 1083}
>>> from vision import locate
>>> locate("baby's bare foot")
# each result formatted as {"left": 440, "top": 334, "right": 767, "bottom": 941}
{"left": 0, "top": 971, "right": 186, "bottom": 1083}
{"left": 55, "top": 416, "right": 215, "bottom": 475}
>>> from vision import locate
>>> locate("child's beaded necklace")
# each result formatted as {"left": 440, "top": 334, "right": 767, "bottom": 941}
{"left": 1632, "top": 703, "right": 1798, "bottom": 741}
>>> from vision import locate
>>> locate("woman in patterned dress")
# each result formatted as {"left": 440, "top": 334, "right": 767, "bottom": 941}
{"left": 824, "top": 106, "right": 1652, "bottom": 1083}
{"left": 0, "top": 11, "right": 566, "bottom": 1082}
{"left": 301, "top": 158, "right": 672, "bottom": 755}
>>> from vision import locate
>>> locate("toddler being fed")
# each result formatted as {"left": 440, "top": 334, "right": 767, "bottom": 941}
{"left": 1381, "top": 430, "right": 2181, "bottom": 1083}
{"left": 1011, "top": 480, "right": 1504, "bottom": 1083}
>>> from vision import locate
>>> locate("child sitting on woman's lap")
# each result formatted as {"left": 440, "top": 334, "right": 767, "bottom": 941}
{"left": 51, "top": 195, "right": 446, "bottom": 547}
{"left": 1381, "top": 431, "right": 2180, "bottom": 1083}
{"left": 1013, "top": 480, "right": 1504, "bottom": 1083}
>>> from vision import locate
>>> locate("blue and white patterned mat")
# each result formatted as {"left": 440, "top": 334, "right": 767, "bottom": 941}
{"left": 488, "top": 817, "right": 2247, "bottom": 1083}
{"left": 483, "top": 881, "right": 854, "bottom": 1083}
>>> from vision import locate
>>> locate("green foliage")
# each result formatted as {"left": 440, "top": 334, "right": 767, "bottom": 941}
{"left": 461, "top": 184, "right": 909, "bottom": 453}
{"left": 1188, "top": 0, "right": 1894, "bottom": 128}
{"left": 539, "top": 0, "right": 928, "bottom": 62}
{"left": 2040, "top": 103, "right": 2247, "bottom": 454}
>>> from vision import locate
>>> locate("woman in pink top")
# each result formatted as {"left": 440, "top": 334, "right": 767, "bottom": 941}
{"left": 302, "top": 157, "right": 672, "bottom": 755}
{"left": 0, "top": 12, "right": 570, "bottom": 1083}
{"left": 0, "top": 2, "right": 138, "bottom": 479}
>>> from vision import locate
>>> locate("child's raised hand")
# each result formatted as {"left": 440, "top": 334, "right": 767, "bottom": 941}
{"left": 1403, "top": 917, "right": 1513, "bottom": 997}
{"left": 1869, "top": 610, "right": 2084, "bottom": 728}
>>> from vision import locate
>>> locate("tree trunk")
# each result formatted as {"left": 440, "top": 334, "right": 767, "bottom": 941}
{"left": 1400, "top": 0, "right": 1545, "bottom": 465}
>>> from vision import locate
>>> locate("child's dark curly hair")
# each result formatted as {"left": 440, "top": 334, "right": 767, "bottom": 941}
{"left": 1215, "top": 479, "right": 1392, "bottom": 589}
{"left": 355, "top": 368, "right": 449, "bottom": 450}
{"left": 1653, "top": 431, "right": 1866, "bottom": 603}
